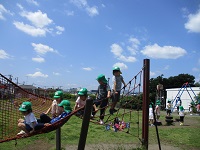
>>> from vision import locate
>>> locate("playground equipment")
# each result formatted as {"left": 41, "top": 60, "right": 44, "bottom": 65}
{"left": 0, "top": 59, "right": 159, "bottom": 150}
{"left": 171, "top": 82, "right": 199, "bottom": 113}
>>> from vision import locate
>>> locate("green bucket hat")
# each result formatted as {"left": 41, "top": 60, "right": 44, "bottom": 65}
{"left": 156, "top": 100, "right": 161, "bottom": 106}
{"left": 179, "top": 106, "right": 184, "bottom": 111}
{"left": 78, "top": 88, "right": 88, "bottom": 96}
{"left": 54, "top": 90, "right": 63, "bottom": 99}
{"left": 96, "top": 74, "right": 108, "bottom": 84}
{"left": 167, "top": 99, "right": 171, "bottom": 103}
{"left": 58, "top": 100, "right": 72, "bottom": 113}
{"left": 113, "top": 66, "right": 122, "bottom": 74}
{"left": 19, "top": 101, "right": 32, "bottom": 112}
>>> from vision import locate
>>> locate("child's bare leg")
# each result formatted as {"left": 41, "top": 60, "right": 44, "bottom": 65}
{"left": 18, "top": 123, "right": 29, "bottom": 134}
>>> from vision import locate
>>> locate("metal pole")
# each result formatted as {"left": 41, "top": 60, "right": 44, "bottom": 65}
{"left": 142, "top": 59, "right": 150, "bottom": 150}
{"left": 56, "top": 127, "right": 61, "bottom": 150}
{"left": 78, "top": 97, "right": 93, "bottom": 150}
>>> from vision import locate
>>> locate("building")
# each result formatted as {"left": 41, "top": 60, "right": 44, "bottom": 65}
{"left": 166, "top": 86, "right": 200, "bottom": 112}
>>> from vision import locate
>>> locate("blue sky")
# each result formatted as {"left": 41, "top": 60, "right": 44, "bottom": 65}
{"left": 0, "top": 0, "right": 200, "bottom": 90}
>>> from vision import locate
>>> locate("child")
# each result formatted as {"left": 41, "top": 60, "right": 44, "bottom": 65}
{"left": 179, "top": 106, "right": 185, "bottom": 125}
{"left": 35, "top": 100, "right": 72, "bottom": 130}
{"left": 154, "top": 100, "right": 161, "bottom": 121}
{"left": 74, "top": 88, "right": 98, "bottom": 117}
{"left": 45, "top": 90, "right": 63, "bottom": 118}
{"left": 166, "top": 99, "right": 172, "bottom": 116}
{"left": 93, "top": 74, "right": 111, "bottom": 124}
{"left": 149, "top": 104, "right": 154, "bottom": 126}
{"left": 110, "top": 66, "right": 126, "bottom": 115}
{"left": 17, "top": 101, "right": 38, "bottom": 135}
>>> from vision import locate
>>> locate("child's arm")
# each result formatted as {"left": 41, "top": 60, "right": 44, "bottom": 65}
{"left": 107, "top": 90, "right": 111, "bottom": 98}
{"left": 45, "top": 106, "right": 51, "bottom": 114}
{"left": 74, "top": 103, "right": 78, "bottom": 110}
{"left": 122, "top": 79, "right": 126, "bottom": 87}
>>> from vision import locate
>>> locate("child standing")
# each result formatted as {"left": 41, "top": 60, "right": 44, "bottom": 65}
{"left": 166, "top": 100, "right": 172, "bottom": 116}
{"left": 149, "top": 104, "right": 154, "bottom": 126}
{"left": 179, "top": 106, "right": 185, "bottom": 125}
{"left": 155, "top": 100, "right": 161, "bottom": 121}
{"left": 110, "top": 66, "right": 126, "bottom": 115}
{"left": 93, "top": 74, "right": 111, "bottom": 124}
{"left": 17, "top": 101, "right": 38, "bottom": 135}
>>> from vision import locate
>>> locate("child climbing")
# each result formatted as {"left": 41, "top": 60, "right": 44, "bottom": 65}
{"left": 93, "top": 74, "right": 111, "bottom": 124}
{"left": 17, "top": 101, "right": 38, "bottom": 135}
{"left": 110, "top": 66, "right": 126, "bottom": 115}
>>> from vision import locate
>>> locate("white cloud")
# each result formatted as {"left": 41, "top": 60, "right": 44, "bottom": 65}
{"left": 113, "top": 62, "right": 128, "bottom": 70}
{"left": 192, "top": 67, "right": 200, "bottom": 72}
{"left": 27, "top": 71, "right": 48, "bottom": 78}
{"left": 66, "top": 10, "right": 74, "bottom": 16}
{"left": 20, "top": 10, "right": 52, "bottom": 28}
{"left": 0, "top": 49, "right": 11, "bottom": 59}
{"left": 164, "top": 65, "right": 170, "bottom": 70}
{"left": 26, "top": 0, "right": 39, "bottom": 6}
{"left": 82, "top": 67, "right": 92, "bottom": 71}
{"left": 32, "top": 56, "right": 45, "bottom": 63}
{"left": 56, "top": 26, "right": 65, "bottom": 35}
{"left": 150, "top": 71, "right": 156, "bottom": 77}
{"left": 70, "top": 0, "right": 99, "bottom": 17}
{"left": 141, "top": 43, "right": 187, "bottom": 59}
{"left": 86, "top": 6, "right": 99, "bottom": 17}
{"left": 32, "top": 43, "right": 57, "bottom": 55}
{"left": 53, "top": 72, "right": 61, "bottom": 76}
{"left": 127, "top": 37, "right": 140, "bottom": 55}
{"left": 105, "top": 25, "right": 112, "bottom": 30}
{"left": 110, "top": 43, "right": 137, "bottom": 62}
{"left": 13, "top": 21, "right": 46, "bottom": 36}
{"left": 0, "top": 4, "right": 13, "bottom": 20}
{"left": 185, "top": 9, "right": 200, "bottom": 33}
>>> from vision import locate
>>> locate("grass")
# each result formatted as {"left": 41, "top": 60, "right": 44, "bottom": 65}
{"left": 0, "top": 101, "right": 200, "bottom": 150}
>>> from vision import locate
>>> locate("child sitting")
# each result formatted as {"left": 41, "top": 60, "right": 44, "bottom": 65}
{"left": 35, "top": 100, "right": 72, "bottom": 130}
{"left": 74, "top": 88, "right": 98, "bottom": 117}
{"left": 17, "top": 101, "right": 38, "bottom": 135}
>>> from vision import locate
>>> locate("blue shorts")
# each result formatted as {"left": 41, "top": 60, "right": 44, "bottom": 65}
{"left": 25, "top": 123, "right": 33, "bottom": 132}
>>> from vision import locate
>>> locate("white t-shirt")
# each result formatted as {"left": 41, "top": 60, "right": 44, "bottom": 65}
{"left": 149, "top": 107, "right": 154, "bottom": 119}
{"left": 76, "top": 97, "right": 86, "bottom": 108}
{"left": 179, "top": 110, "right": 185, "bottom": 116}
{"left": 24, "top": 112, "right": 38, "bottom": 128}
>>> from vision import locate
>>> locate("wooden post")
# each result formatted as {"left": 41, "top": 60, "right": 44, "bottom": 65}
{"left": 142, "top": 59, "right": 150, "bottom": 150}
{"left": 78, "top": 97, "right": 93, "bottom": 150}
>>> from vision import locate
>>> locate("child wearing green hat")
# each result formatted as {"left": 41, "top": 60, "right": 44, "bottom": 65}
{"left": 110, "top": 66, "right": 126, "bottom": 115}
{"left": 45, "top": 90, "right": 63, "bottom": 118}
{"left": 179, "top": 106, "right": 185, "bottom": 126}
{"left": 166, "top": 99, "right": 172, "bottom": 116}
{"left": 93, "top": 74, "right": 111, "bottom": 124}
{"left": 74, "top": 88, "right": 98, "bottom": 117}
{"left": 155, "top": 100, "right": 161, "bottom": 121}
{"left": 35, "top": 100, "right": 72, "bottom": 130}
{"left": 17, "top": 101, "right": 38, "bottom": 135}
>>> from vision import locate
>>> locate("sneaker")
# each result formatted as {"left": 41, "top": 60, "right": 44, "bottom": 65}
{"left": 17, "top": 130, "right": 26, "bottom": 135}
{"left": 99, "top": 119, "right": 104, "bottom": 125}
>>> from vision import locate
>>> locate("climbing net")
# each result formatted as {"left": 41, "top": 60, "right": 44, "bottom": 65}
{"left": 87, "top": 68, "right": 144, "bottom": 139}
{"left": 0, "top": 73, "right": 53, "bottom": 143}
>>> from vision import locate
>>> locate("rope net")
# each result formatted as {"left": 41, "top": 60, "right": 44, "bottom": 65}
{"left": 88, "top": 68, "right": 144, "bottom": 138}
{"left": 0, "top": 73, "right": 56, "bottom": 143}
